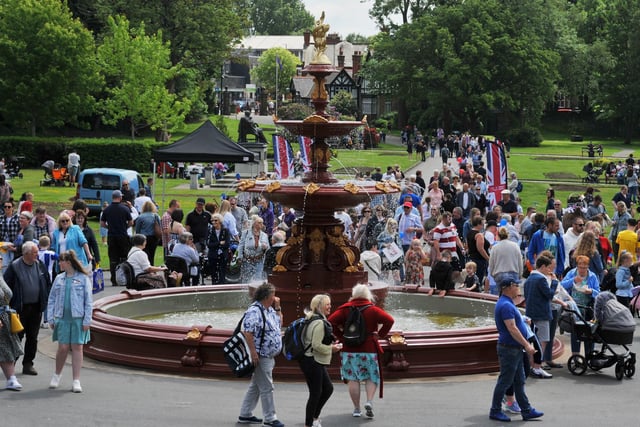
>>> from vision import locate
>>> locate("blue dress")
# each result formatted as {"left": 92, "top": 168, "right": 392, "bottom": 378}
{"left": 52, "top": 277, "right": 91, "bottom": 345}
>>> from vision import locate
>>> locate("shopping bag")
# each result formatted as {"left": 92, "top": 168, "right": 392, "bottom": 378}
{"left": 93, "top": 266, "right": 104, "bottom": 294}
{"left": 10, "top": 310, "right": 24, "bottom": 334}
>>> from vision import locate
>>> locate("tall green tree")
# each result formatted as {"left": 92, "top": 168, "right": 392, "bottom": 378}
{"left": 601, "top": 0, "right": 640, "bottom": 143}
{"left": 250, "top": 47, "right": 300, "bottom": 97}
{"left": 0, "top": 0, "right": 101, "bottom": 136}
{"left": 97, "top": 16, "right": 190, "bottom": 139}
{"left": 247, "top": 0, "right": 313, "bottom": 35}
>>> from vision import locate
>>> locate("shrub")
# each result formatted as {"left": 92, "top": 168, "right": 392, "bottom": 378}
{"left": 499, "top": 127, "right": 542, "bottom": 147}
{"left": 277, "top": 103, "right": 314, "bottom": 120}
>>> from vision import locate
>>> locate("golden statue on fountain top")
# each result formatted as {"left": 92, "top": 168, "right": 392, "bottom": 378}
{"left": 311, "top": 11, "right": 331, "bottom": 65}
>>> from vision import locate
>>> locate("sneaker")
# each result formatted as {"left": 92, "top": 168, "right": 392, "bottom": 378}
{"left": 238, "top": 416, "right": 263, "bottom": 424}
{"left": 531, "top": 367, "right": 552, "bottom": 379}
{"left": 5, "top": 378, "right": 22, "bottom": 391}
{"left": 72, "top": 380, "right": 82, "bottom": 393}
{"left": 489, "top": 412, "right": 511, "bottom": 422}
{"left": 352, "top": 409, "right": 362, "bottom": 418}
{"left": 522, "top": 407, "right": 544, "bottom": 421}
{"left": 41, "top": 322, "right": 49, "bottom": 329}
{"left": 49, "top": 373, "right": 61, "bottom": 389}
{"left": 312, "top": 420, "right": 322, "bottom": 427}
{"left": 364, "top": 401, "right": 374, "bottom": 418}
{"left": 504, "top": 400, "right": 521, "bottom": 414}
{"left": 262, "top": 420, "right": 284, "bottom": 427}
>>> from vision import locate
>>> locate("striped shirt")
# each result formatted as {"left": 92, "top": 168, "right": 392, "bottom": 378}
{"left": 432, "top": 222, "right": 459, "bottom": 255}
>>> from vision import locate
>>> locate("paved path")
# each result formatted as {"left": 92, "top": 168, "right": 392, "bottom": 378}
{"left": 3, "top": 278, "right": 638, "bottom": 426}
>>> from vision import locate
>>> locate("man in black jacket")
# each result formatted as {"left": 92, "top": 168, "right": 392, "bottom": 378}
{"left": 5, "top": 241, "right": 52, "bottom": 375}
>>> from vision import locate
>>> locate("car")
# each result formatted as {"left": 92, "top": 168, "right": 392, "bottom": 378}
{"left": 76, "top": 168, "right": 143, "bottom": 215}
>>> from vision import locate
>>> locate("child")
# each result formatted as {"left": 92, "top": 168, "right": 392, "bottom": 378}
{"left": 462, "top": 261, "right": 481, "bottom": 292}
{"left": 428, "top": 250, "right": 455, "bottom": 297}
{"left": 99, "top": 201, "right": 109, "bottom": 244}
{"left": 38, "top": 236, "right": 58, "bottom": 328}
{"left": 404, "top": 238, "right": 427, "bottom": 286}
{"left": 615, "top": 251, "right": 634, "bottom": 307}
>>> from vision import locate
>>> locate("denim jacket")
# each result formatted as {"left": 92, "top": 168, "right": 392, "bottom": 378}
{"left": 47, "top": 271, "right": 92, "bottom": 326}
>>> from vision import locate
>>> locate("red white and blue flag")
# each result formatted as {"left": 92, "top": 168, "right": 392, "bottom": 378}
{"left": 485, "top": 139, "right": 508, "bottom": 208}
{"left": 272, "top": 134, "right": 294, "bottom": 179}
{"left": 298, "top": 136, "right": 313, "bottom": 172}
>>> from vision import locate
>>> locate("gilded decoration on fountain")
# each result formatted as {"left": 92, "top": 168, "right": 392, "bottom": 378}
{"left": 236, "top": 179, "right": 256, "bottom": 191}
{"left": 308, "top": 228, "right": 325, "bottom": 263}
{"left": 343, "top": 182, "right": 360, "bottom": 194}
{"left": 265, "top": 181, "right": 281, "bottom": 192}
{"left": 311, "top": 12, "right": 331, "bottom": 65}
{"left": 304, "top": 182, "right": 320, "bottom": 194}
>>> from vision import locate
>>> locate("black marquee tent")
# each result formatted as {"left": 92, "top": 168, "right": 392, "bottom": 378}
{"left": 153, "top": 120, "right": 255, "bottom": 163}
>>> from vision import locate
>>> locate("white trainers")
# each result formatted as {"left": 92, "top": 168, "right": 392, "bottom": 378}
{"left": 352, "top": 408, "right": 362, "bottom": 417}
{"left": 531, "top": 367, "right": 553, "bottom": 379}
{"left": 49, "top": 373, "right": 61, "bottom": 389}
{"left": 6, "top": 377, "right": 22, "bottom": 391}
{"left": 312, "top": 420, "right": 322, "bottom": 427}
{"left": 72, "top": 379, "right": 82, "bottom": 393}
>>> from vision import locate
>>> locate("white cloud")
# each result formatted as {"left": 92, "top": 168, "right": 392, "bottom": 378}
{"left": 302, "top": 0, "right": 379, "bottom": 37}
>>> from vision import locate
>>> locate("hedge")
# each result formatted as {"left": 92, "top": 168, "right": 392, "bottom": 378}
{"left": 0, "top": 137, "right": 162, "bottom": 172}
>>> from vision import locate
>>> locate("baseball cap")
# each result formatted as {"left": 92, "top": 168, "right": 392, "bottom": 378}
{"left": 500, "top": 279, "right": 517, "bottom": 289}
{"left": 403, "top": 201, "right": 413, "bottom": 208}
{"left": 196, "top": 197, "right": 206, "bottom": 205}
{"left": 501, "top": 189, "right": 510, "bottom": 195}
{"left": 112, "top": 190, "right": 123, "bottom": 199}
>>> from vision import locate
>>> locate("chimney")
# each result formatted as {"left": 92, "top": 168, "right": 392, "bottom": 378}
{"left": 303, "top": 31, "right": 310, "bottom": 48}
{"left": 352, "top": 51, "right": 362, "bottom": 75}
{"left": 338, "top": 46, "right": 344, "bottom": 68}
{"left": 327, "top": 33, "right": 340, "bottom": 45}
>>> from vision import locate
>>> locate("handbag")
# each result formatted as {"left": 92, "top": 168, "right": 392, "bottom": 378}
{"left": 154, "top": 218, "right": 162, "bottom": 240}
{"left": 93, "top": 266, "right": 104, "bottom": 294}
{"left": 222, "top": 306, "right": 265, "bottom": 378}
{"left": 9, "top": 310, "right": 24, "bottom": 334}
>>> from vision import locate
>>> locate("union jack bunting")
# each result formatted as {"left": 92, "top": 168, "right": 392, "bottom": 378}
{"left": 272, "top": 134, "right": 295, "bottom": 179}
{"left": 298, "top": 136, "right": 313, "bottom": 172}
{"left": 485, "top": 139, "right": 508, "bottom": 208}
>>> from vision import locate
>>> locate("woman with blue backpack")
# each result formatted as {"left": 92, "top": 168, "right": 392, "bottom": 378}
{"left": 298, "top": 294, "right": 342, "bottom": 427}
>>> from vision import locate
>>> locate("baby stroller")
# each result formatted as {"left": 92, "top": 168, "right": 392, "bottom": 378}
{"left": 561, "top": 293, "right": 636, "bottom": 380}
{"left": 581, "top": 162, "right": 603, "bottom": 183}
{"left": 6, "top": 156, "right": 23, "bottom": 179}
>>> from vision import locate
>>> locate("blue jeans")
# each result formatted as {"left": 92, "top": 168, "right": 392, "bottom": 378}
{"left": 491, "top": 345, "right": 531, "bottom": 415}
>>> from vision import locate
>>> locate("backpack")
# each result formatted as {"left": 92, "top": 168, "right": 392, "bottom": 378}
{"left": 601, "top": 267, "right": 618, "bottom": 294}
{"left": 282, "top": 317, "right": 313, "bottom": 361}
{"left": 115, "top": 261, "right": 136, "bottom": 288}
{"left": 516, "top": 181, "right": 523, "bottom": 193}
{"left": 343, "top": 304, "right": 372, "bottom": 346}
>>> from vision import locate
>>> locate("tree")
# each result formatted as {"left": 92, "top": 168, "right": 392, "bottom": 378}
{"left": 97, "top": 16, "right": 190, "bottom": 139}
{"left": 600, "top": 0, "right": 640, "bottom": 144}
{"left": 363, "top": 0, "right": 559, "bottom": 132}
{"left": 247, "top": 0, "right": 314, "bottom": 35}
{"left": 330, "top": 90, "right": 357, "bottom": 116}
{"left": 0, "top": 0, "right": 101, "bottom": 136}
{"left": 87, "top": 0, "right": 248, "bottom": 118}
{"left": 250, "top": 47, "right": 300, "bottom": 97}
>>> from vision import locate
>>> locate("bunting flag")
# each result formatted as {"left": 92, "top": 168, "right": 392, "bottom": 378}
{"left": 276, "top": 55, "right": 283, "bottom": 71}
{"left": 272, "top": 134, "right": 294, "bottom": 179}
{"left": 298, "top": 136, "right": 313, "bottom": 172}
{"left": 485, "top": 139, "right": 508, "bottom": 208}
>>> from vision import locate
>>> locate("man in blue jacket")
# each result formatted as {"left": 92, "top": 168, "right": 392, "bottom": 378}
{"left": 527, "top": 217, "right": 565, "bottom": 277}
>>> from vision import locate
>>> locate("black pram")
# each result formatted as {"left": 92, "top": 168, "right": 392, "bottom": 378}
{"left": 562, "top": 292, "right": 636, "bottom": 380}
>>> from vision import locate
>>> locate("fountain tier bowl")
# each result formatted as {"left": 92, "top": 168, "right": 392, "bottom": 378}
{"left": 86, "top": 286, "right": 563, "bottom": 379}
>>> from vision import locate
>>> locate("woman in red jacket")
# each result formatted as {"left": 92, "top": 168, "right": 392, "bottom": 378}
{"left": 328, "top": 284, "right": 394, "bottom": 419}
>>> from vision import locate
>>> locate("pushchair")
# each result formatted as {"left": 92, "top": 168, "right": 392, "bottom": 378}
{"left": 561, "top": 293, "right": 636, "bottom": 380}
{"left": 6, "top": 156, "right": 23, "bottom": 179}
{"left": 40, "top": 160, "right": 68, "bottom": 186}
{"left": 581, "top": 162, "right": 603, "bottom": 183}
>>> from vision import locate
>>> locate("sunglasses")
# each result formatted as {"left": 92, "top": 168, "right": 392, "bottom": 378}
{"left": 4, "top": 205, "right": 13, "bottom": 209}
{"left": 60, "top": 219, "right": 70, "bottom": 223}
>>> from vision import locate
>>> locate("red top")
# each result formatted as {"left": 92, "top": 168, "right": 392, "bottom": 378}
{"left": 328, "top": 298, "right": 395, "bottom": 353}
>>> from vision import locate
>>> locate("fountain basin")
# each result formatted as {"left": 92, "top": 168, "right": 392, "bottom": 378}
{"left": 85, "top": 286, "right": 563, "bottom": 379}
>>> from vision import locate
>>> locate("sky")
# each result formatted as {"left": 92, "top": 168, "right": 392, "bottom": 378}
{"left": 302, "top": 0, "right": 380, "bottom": 37}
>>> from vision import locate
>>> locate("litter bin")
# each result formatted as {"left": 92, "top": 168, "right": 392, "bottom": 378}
{"left": 189, "top": 170, "right": 199, "bottom": 190}
{"left": 204, "top": 166, "right": 214, "bottom": 186}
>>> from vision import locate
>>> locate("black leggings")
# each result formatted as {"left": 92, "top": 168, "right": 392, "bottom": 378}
{"left": 299, "top": 355, "right": 334, "bottom": 426}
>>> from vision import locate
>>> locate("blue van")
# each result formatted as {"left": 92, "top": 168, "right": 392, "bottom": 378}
{"left": 76, "top": 168, "right": 143, "bottom": 215}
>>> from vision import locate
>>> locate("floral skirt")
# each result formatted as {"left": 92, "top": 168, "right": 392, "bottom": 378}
{"left": 340, "top": 352, "right": 380, "bottom": 384}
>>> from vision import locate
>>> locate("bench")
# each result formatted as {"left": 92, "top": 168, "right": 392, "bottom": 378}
{"left": 581, "top": 146, "right": 603, "bottom": 157}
